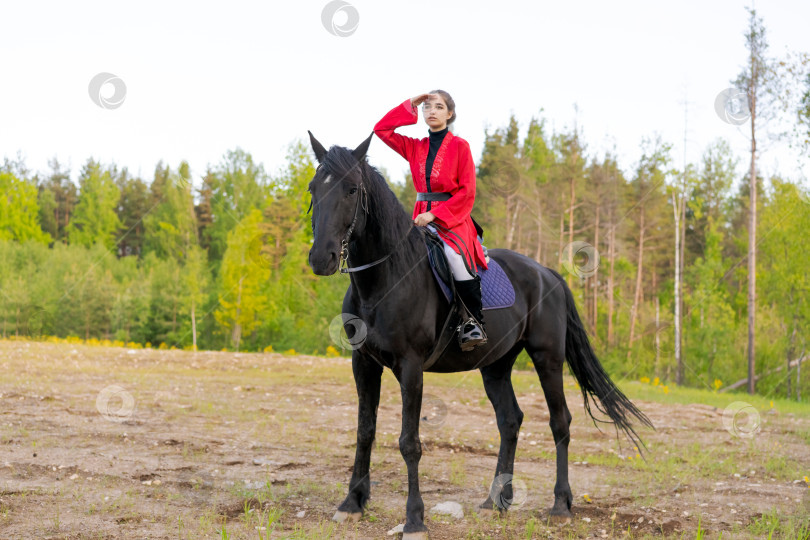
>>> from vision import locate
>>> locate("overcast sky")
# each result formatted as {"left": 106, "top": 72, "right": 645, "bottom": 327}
{"left": 2, "top": 0, "right": 809, "bottom": 190}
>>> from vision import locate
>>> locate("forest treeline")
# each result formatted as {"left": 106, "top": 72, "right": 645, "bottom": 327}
{"left": 1, "top": 116, "right": 808, "bottom": 399}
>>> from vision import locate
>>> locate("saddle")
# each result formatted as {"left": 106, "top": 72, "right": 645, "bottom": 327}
{"left": 424, "top": 228, "right": 516, "bottom": 310}
{"left": 421, "top": 227, "right": 516, "bottom": 369}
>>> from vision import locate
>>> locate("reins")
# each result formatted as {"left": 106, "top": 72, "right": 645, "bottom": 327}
{"left": 426, "top": 221, "right": 477, "bottom": 277}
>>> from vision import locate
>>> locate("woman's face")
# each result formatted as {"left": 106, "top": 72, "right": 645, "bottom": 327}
{"left": 422, "top": 94, "right": 452, "bottom": 130}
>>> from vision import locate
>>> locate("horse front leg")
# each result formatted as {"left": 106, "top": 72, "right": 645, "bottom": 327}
{"left": 333, "top": 351, "right": 383, "bottom": 522}
{"left": 395, "top": 360, "right": 428, "bottom": 539}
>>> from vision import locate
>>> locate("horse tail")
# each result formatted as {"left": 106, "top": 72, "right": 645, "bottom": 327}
{"left": 549, "top": 268, "right": 654, "bottom": 452}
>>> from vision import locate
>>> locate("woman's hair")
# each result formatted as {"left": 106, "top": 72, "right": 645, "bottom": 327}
{"left": 429, "top": 89, "right": 456, "bottom": 125}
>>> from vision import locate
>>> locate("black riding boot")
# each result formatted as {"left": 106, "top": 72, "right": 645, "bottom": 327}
{"left": 454, "top": 275, "right": 487, "bottom": 351}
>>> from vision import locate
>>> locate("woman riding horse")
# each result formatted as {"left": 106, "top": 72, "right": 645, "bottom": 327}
{"left": 374, "top": 90, "right": 488, "bottom": 350}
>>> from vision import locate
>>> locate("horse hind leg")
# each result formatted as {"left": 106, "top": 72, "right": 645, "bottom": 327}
{"left": 477, "top": 349, "right": 525, "bottom": 517}
{"left": 529, "top": 346, "right": 574, "bottom": 523}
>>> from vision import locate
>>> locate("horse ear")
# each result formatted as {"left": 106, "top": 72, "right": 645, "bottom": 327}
{"left": 308, "top": 130, "right": 327, "bottom": 163}
{"left": 352, "top": 130, "right": 374, "bottom": 162}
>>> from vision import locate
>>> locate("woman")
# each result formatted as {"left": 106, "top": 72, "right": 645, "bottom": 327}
{"left": 373, "top": 90, "right": 488, "bottom": 350}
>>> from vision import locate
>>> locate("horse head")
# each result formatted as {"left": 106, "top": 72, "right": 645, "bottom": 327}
{"left": 306, "top": 130, "right": 373, "bottom": 276}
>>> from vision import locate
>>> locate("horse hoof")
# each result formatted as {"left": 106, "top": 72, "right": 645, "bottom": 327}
{"left": 476, "top": 506, "right": 505, "bottom": 518}
{"left": 402, "top": 533, "right": 428, "bottom": 540}
{"left": 548, "top": 511, "right": 572, "bottom": 525}
{"left": 332, "top": 510, "right": 362, "bottom": 523}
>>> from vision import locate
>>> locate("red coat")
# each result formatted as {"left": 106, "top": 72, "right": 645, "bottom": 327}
{"left": 374, "top": 98, "right": 488, "bottom": 272}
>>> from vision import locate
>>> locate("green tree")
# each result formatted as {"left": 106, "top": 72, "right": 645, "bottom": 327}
{"left": 625, "top": 137, "right": 673, "bottom": 362}
{"left": 68, "top": 159, "right": 122, "bottom": 249}
{"left": 37, "top": 158, "right": 76, "bottom": 243}
{"left": 115, "top": 169, "right": 150, "bottom": 257}
{"left": 0, "top": 172, "right": 51, "bottom": 243}
{"left": 204, "top": 149, "right": 267, "bottom": 270}
{"left": 757, "top": 179, "right": 810, "bottom": 398}
{"left": 144, "top": 162, "right": 197, "bottom": 261}
{"left": 215, "top": 209, "right": 269, "bottom": 350}
{"left": 61, "top": 245, "right": 117, "bottom": 339}
{"left": 183, "top": 245, "right": 209, "bottom": 350}
{"left": 683, "top": 214, "right": 739, "bottom": 386}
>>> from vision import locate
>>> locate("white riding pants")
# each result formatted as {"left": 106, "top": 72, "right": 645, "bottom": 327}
{"left": 428, "top": 224, "right": 474, "bottom": 281}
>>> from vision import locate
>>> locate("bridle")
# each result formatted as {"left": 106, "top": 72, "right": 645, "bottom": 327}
{"left": 308, "top": 162, "right": 414, "bottom": 274}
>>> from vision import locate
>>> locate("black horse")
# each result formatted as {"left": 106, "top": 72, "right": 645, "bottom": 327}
{"left": 306, "top": 131, "right": 652, "bottom": 539}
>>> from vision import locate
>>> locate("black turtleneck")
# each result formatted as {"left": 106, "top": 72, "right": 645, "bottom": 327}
{"left": 425, "top": 125, "right": 449, "bottom": 210}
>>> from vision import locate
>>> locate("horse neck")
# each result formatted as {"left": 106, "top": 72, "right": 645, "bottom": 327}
{"left": 346, "top": 186, "right": 425, "bottom": 306}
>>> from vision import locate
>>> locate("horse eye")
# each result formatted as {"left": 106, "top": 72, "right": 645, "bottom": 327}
{"left": 349, "top": 187, "right": 358, "bottom": 195}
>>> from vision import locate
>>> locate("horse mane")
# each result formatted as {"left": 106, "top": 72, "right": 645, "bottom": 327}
{"left": 322, "top": 145, "right": 424, "bottom": 268}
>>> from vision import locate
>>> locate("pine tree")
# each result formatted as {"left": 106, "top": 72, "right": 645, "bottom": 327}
{"left": 67, "top": 159, "right": 122, "bottom": 249}
{"left": 733, "top": 6, "right": 776, "bottom": 394}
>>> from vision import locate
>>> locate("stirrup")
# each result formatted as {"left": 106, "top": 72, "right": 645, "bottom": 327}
{"left": 458, "top": 317, "right": 487, "bottom": 351}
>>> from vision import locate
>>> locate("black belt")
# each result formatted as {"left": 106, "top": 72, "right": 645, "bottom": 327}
{"left": 416, "top": 192, "right": 451, "bottom": 202}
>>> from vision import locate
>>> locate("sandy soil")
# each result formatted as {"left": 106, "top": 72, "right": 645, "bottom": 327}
{"left": 1, "top": 340, "right": 808, "bottom": 539}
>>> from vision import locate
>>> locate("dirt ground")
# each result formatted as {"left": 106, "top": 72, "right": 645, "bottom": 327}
{"left": 1, "top": 340, "right": 809, "bottom": 539}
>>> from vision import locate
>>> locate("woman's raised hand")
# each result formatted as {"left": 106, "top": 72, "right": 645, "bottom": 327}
{"left": 410, "top": 93, "right": 436, "bottom": 108}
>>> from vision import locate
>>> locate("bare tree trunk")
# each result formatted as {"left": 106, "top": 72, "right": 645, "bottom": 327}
{"left": 506, "top": 196, "right": 520, "bottom": 249}
{"left": 654, "top": 295, "right": 660, "bottom": 373}
{"left": 558, "top": 210, "right": 564, "bottom": 269}
{"left": 516, "top": 205, "right": 524, "bottom": 253}
{"left": 567, "top": 172, "right": 576, "bottom": 289}
{"left": 592, "top": 204, "right": 600, "bottom": 334}
{"left": 191, "top": 299, "right": 197, "bottom": 352}
{"left": 747, "top": 81, "right": 757, "bottom": 395}
{"left": 787, "top": 314, "right": 797, "bottom": 399}
{"left": 628, "top": 209, "right": 645, "bottom": 358}
{"left": 607, "top": 222, "right": 616, "bottom": 348}
{"left": 534, "top": 190, "right": 543, "bottom": 263}
{"left": 673, "top": 187, "right": 684, "bottom": 384}
{"left": 232, "top": 274, "right": 244, "bottom": 351}
{"left": 535, "top": 217, "right": 543, "bottom": 263}
{"left": 677, "top": 195, "right": 686, "bottom": 384}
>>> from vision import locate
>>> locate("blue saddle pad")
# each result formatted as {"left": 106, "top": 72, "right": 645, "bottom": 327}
{"left": 426, "top": 247, "right": 516, "bottom": 311}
